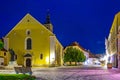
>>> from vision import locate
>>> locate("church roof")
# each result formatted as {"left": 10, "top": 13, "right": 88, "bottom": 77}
{"left": 5, "top": 13, "right": 54, "bottom": 37}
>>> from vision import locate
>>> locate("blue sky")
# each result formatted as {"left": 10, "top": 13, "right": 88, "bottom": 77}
{"left": 0, "top": 0, "right": 120, "bottom": 54}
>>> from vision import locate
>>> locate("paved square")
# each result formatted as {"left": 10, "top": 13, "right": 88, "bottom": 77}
{"left": 32, "top": 66, "right": 120, "bottom": 80}
{"left": 0, "top": 65, "right": 120, "bottom": 80}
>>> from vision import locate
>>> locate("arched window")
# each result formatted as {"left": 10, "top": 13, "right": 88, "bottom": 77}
{"left": 40, "top": 53, "right": 43, "bottom": 59}
{"left": 26, "top": 38, "right": 32, "bottom": 50}
{"left": 26, "top": 30, "right": 31, "bottom": 36}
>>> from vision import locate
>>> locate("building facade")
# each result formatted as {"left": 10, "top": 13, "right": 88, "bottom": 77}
{"left": 0, "top": 39, "right": 10, "bottom": 67}
{"left": 106, "top": 12, "right": 120, "bottom": 68}
{"left": 4, "top": 13, "right": 63, "bottom": 67}
{"left": 0, "top": 49, "right": 10, "bottom": 67}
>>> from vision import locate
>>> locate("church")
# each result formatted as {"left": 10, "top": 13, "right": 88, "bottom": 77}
{"left": 4, "top": 13, "right": 63, "bottom": 67}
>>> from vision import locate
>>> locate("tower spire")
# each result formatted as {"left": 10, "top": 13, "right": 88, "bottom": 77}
{"left": 46, "top": 9, "right": 51, "bottom": 24}
{"left": 44, "top": 9, "right": 53, "bottom": 32}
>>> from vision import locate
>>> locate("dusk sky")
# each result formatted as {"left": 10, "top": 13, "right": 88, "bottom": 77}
{"left": 0, "top": 0, "right": 120, "bottom": 54}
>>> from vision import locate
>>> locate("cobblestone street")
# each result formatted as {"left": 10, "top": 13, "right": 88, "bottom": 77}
{"left": 32, "top": 65, "right": 120, "bottom": 80}
{"left": 0, "top": 65, "right": 120, "bottom": 80}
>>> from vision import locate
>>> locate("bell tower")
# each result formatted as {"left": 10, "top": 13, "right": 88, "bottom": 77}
{"left": 44, "top": 10, "right": 53, "bottom": 32}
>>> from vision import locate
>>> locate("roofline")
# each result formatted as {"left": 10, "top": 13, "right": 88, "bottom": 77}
{"left": 5, "top": 13, "right": 54, "bottom": 37}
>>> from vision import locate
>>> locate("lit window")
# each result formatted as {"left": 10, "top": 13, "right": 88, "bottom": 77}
{"left": 26, "top": 38, "right": 32, "bottom": 50}
{"left": 40, "top": 54, "right": 43, "bottom": 59}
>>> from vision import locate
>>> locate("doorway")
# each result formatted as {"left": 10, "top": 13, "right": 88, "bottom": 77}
{"left": 26, "top": 58, "right": 31, "bottom": 67}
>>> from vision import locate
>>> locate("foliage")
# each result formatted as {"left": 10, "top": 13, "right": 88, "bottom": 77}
{"left": 0, "top": 40, "right": 4, "bottom": 50}
{"left": 76, "top": 49, "right": 86, "bottom": 62}
{"left": 0, "top": 74, "right": 36, "bottom": 80}
{"left": 64, "top": 47, "right": 86, "bottom": 65}
{"left": 64, "top": 47, "right": 74, "bottom": 63}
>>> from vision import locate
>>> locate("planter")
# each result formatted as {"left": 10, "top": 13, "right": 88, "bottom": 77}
{"left": 107, "top": 63, "right": 112, "bottom": 69}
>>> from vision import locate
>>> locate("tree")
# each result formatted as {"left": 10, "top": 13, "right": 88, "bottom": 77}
{"left": 0, "top": 39, "right": 4, "bottom": 50}
{"left": 64, "top": 47, "right": 86, "bottom": 65}
{"left": 77, "top": 50, "right": 86, "bottom": 62}
{"left": 64, "top": 47, "right": 73, "bottom": 65}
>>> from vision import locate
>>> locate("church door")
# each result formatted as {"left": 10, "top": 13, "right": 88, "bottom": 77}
{"left": 26, "top": 58, "right": 31, "bottom": 67}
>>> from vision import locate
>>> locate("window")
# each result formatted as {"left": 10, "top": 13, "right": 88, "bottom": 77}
{"left": 40, "top": 54, "right": 43, "bottom": 59}
{"left": 4, "top": 52, "right": 6, "bottom": 56}
{"left": 1, "top": 62, "right": 3, "bottom": 65}
{"left": 27, "top": 31, "right": 30, "bottom": 35}
{"left": 27, "top": 19, "right": 30, "bottom": 22}
{"left": 15, "top": 55, "right": 17, "bottom": 60}
{"left": 26, "top": 30, "right": 31, "bottom": 35}
{"left": 26, "top": 38, "right": 32, "bottom": 50}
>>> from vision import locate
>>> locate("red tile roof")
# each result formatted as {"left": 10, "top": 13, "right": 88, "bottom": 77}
{"left": 70, "top": 41, "right": 96, "bottom": 58}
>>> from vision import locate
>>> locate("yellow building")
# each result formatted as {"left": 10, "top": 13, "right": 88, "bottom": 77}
{"left": 106, "top": 12, "right": 120, "bottom": 68}
{"left": 4, "top": 13, "right": 63, "bottom": 67}
{"left": 0, "top": 39, "right": 10, "bottom": 67}
{"left": 0, "top": 49, "right": 10, "bottom": 66}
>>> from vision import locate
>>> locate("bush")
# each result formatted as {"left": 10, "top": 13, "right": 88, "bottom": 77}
{"left": 0, "top": 40, "right": 4, "bottom": 50}
{"left": 0, "top": 74, "right": 36, "bottom": 80}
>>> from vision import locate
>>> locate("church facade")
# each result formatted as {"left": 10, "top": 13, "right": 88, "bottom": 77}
{"left": 4, "top": 13, "right": 63, "bottom": 67}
